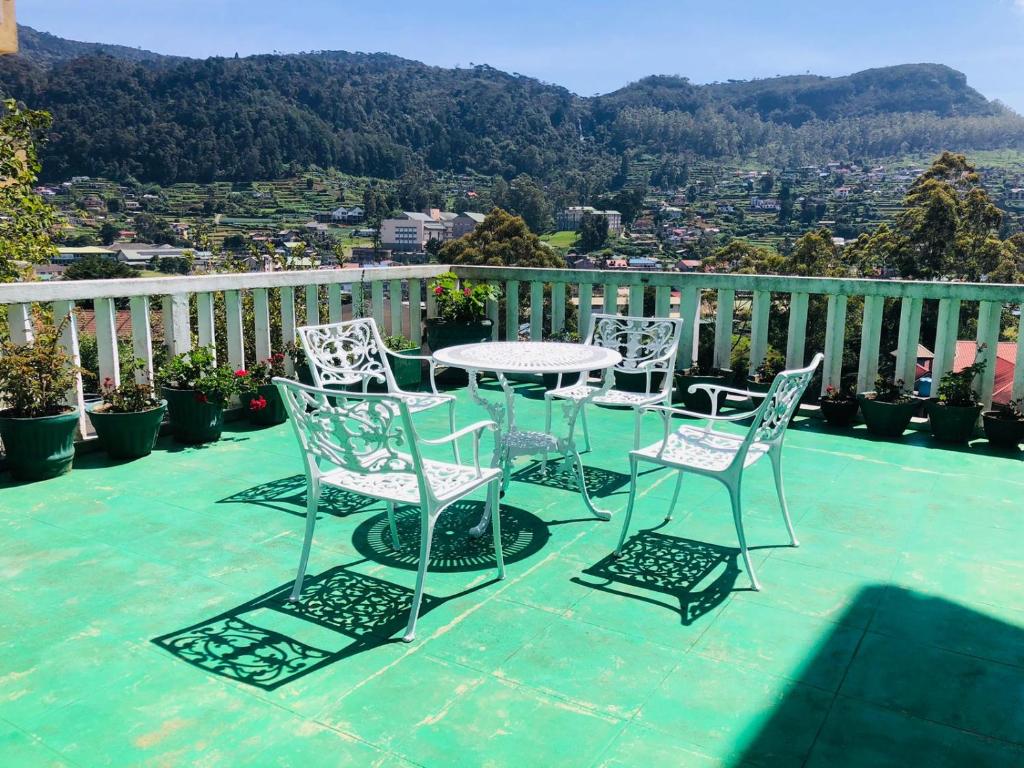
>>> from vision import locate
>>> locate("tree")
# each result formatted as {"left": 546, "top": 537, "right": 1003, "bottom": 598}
{"left": 577, "top": 212, "right": 609, "bottom": 253}
{"left": 758, "top": 172, "right": 775, "bottom": 194}
{"left": 64, "top": 254, "right": 138, "bottom": 281}
{"left": 0, "top": 100, "right": 58, "bottom": 282}
{"left": 439, "top": 208, "right": 564, "bottom": 268}
{"left": 222, "top": 233, "right": 248, "bottom": 252}
{"left": 505, "top": 175, "right": 553, "bottom": 234}
{"left": 99, "top": 222, "right": 119, "bottom": 245}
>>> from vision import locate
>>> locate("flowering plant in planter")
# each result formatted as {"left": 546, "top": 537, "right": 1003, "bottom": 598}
{"left": 96, "top": 360, "right": 162, "bottom": 414}
{"left": 236, "top": 352, "right": 289, "bottom": 425}
{"left": 429, "top": 271, "right": 500, "bottom": 323}
{"left": 858, "top": 374, "right": 917, "bottom": 438}
{"left": 89, "top": 359, "right": 167, "bottom": 459}
{"left": 819, "top": 383, "right": 859, "bottom": 427}
{"left": 927, "top": 353, "right": 986, "bottom": 443}
{"left": 156, "top": 346, "right": 242, "bottom": 405}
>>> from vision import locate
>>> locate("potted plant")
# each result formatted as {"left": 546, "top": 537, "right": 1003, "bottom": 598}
{"left": 380, "top": 333, "right": 423, "bottom": 390}
{"left": 857, "top": 375, "right": 918, "bottom": 437}
{"left": 819, "top": 383, "right": 859, "bottom": 427}
{"left": 284, "top": 341, "right": 315, "bottom": 386}
{"left": 156, "top": 346, "right": 243, "bottom": 443}
{"left": 424, "top": 271, "right": 500, "bottom": 351}
{"left": 0, "top": 319, "right": 83, "bottom": 481}
{"left": 926, "top": 356, "right": 985, "bottom": 443}
{"left": 674, "top": 359, "right": 733, "bottom": 415}
{"left": 982, "top": 399, "right": 1024, "bottom": 450}
{"left": 542, "top": 330, "right": 582, "bottom": 389}
{"left": 746, "top": 355, "right": 785, "bottom": 395}
{"left": 87, "top": 359, "right": 167, "bottom": 459}
{"left": 238, "top": 352, "right": 289, "bottom": 426}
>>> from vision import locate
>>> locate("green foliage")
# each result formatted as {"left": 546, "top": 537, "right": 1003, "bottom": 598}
{"left": 868, "top": 375, "right": 913, "bottom": 404}
{"left": 156, "top": 346, "right": 244, "bottom": 405}
{"left": 64, "top": 254, "right": 138, "bottom": 281}
{"left": 237, "top": 352, "right": 287, "bottom": 387}
{"left": 0, "top": 99, "right": 57, "bottom": 282}
{"left": 440, "top": 208, "right": 565, "bottom": 269}
{"left": 577, "top": 213, "right": 609, "bottom": 253}
{"left": 936, "top": 351, "right": 986, "bottom": 407}
{"left": 428, "top": 271, "right": 500, "bottom": 323}
{"left": 381, "top": 333, "right": 416, "bottom": 351}
{"left": 751, "top": 351, "right": 785, "bottom": 383}
{"left": 97, "top": 359, "right": 161, "bottom": 413}
{"left": 0, "top": 318, "right": 82, "bottom": 417}
{"left": 823, "top": 383, "right": 855, "bottom": 402}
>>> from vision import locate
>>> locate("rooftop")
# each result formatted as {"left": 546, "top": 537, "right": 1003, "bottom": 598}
{"left": 2, "top": 382, "right": 1023, "bottom": 766}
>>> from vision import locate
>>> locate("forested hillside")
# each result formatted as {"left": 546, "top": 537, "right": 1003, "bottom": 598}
{"left": 2, "top": 26, "right": 1023, "bottom": 186}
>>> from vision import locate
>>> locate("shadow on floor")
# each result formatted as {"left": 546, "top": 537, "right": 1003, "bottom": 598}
{"left": 351, "top": 500, "right": 550, "bottom": 573}
{"left": 218, "top": 473, "right": 378, "bottom": 518}
{"left": 732, "top": 586, "right": 1024, "bottom": 766}
{"left": 510, "top": 460, "right": 631, "bottom": 498}
{"left": 153, "top": 561, "right": 495, "bottom": 690}
{"left": 573, "top": 529, "right": 741, "bottom": 626}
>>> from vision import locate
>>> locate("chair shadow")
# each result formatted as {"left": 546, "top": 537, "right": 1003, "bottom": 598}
{"left": 351, "top": 499, "right": 550, "bottom": 573}
{"left": 218, "top": 473, "right": 379, "bottom": 518}
{"left": 572, "top": 529, "right": 741, "bottom": 626}
{"left": 510, "top": 460, "right": 631, "bottom": 498}
{"left": 152, "top": 561, "right": 491, "bottom": 691}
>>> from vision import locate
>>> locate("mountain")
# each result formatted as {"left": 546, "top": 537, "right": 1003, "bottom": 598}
{"left": 1, "top": 25, "right": 1022, "bottom": 186}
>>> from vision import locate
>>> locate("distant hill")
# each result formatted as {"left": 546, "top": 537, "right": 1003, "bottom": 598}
{"left": 1, "top": 26, "right": 1022, "bottom": 185}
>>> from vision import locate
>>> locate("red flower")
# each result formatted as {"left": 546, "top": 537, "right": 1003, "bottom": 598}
{"left": 463, "top": 287, "right": 471, "bottom": 296}
{"left": 433, "top": 285, "right": 444, "bottom": 296}
{"left": 195, "top": 392, "right": 208, "bottom": 404}
{"left": 234, "top": 369, "right": 248, "bottom": 377}
{"left": 249, "top": 396, "right": 268, "bottom": 411}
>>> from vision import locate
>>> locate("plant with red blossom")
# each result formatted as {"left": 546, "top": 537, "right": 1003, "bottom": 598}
{"left": 156, "top": 346, "right": 243, "bottom": 405}
{"left": 428, "top": 271, "right": 499, "bottom": 323}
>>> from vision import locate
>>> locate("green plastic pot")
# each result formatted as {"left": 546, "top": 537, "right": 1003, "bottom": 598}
{"left": 982, "top": 411, "right": 1024, "bottom": 450}
{"left": 423, "top": 318, "right": 493, "bottom": 352}
{"left": 857, "top": 394, "right": 918, "bottom": 438}
{"left": 88, "top": 400, "right": 167, "bottom": 459}
{"left": 244, "top": 384, "right": 288, "bottom": 426}
{"left": 368, "top": 346, "right": 422, "bottom": 391}
{"left": 162, "top": 387, "right": 225, "bottom": 444}
{"left": 926, "top": 401, "right": 981, "bottom": 444}
{"left": 674, "top": 371, "right": 732, "bottom": 414}
{"left": 614, "top": 370, "right": 667, "bottom": 394}
{"left": 0, "top": 408, "right": 79, "bottom": 481}
{"left": 295, "top": 362, "right": 315, "bottom": 386}
{"left": 819, "top": 397, "right": 859, "bottom": 428}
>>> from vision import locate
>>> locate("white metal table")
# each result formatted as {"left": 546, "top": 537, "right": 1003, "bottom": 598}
{"left": 433, "top": 341, "right": 623, "bottom": 534}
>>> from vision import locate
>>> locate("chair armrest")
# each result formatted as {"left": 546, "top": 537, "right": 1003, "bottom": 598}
{"left": 687, "top": 382, "right": 769, "bottom": 400}
{"left": 386, "top": 349, "right": 440, "bottom": 394}
{"left": 633, "top": 351, "right": 675, "bottom": 371}
{"left": 643, "top": 404, "right": 760, "bottom": 423}
{"left": 420, "top": 419, "right": 497, "bottom": 473}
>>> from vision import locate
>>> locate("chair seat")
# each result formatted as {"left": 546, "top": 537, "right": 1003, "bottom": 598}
{"left": 321, "top": 456, "right": 500, "bottom": 504}
{"left": 394, "top": 391, "right": 454, "bottom": 413}
{"left": 632, "top": 425, "right": 769, "bottom": 472}
{"left": 548, "top": 383, "right": 664, "bottom": 408}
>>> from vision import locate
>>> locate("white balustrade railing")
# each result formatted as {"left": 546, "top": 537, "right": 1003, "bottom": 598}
{"left": 2, "top": 264, "right": 1023, "bottom": 443}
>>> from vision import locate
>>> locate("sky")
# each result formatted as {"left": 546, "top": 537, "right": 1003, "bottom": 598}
{"left": 17, "top": 0, "right": 1024, "bottom": 112}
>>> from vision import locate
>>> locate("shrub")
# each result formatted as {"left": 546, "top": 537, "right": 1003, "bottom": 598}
{"left": 0, "top": 318, "right": 84, "bottom": 417}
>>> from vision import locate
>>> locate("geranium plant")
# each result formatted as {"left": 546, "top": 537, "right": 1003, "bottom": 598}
{"left": 867, "top": 374, "right": 913, "bottom": 404}
{"left": 429, "top": 271, "right": 500, "bottom": 323}
{"left": 822, "top": 383, "right": 856, "bottom": 403}
{"left": 236, "top": 352, "right": 287, "bottom": 413}
{"left": 935, "top": 355, "right": 986, "bottom": 408}
{"left": 156, "top": 346, "right": 243, "bottom": 405}
{"left": 750, "top": 355, "right": 785, "bottom": 384}
{"left": 382, "top": 333, "right": 416, "bottom": 351}
{"left": 0, "top": 317, "right": 83, "bottom": 417}
{"left": 97, "top": 359, "right": 162, "bottom": 413}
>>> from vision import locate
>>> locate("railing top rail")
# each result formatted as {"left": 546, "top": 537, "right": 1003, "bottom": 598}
{"left": 451, "top": 265, "right": 1024, "bottom": 303}
{"left": 0, "top": 264, "right": 450, "bottom": 304}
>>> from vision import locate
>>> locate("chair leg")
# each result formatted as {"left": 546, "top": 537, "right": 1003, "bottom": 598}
{"left": 770, "top": 449, "right": 799, "bottom": 547}
{"left": 666, "top": 470, "right": 684, "bottom": 522}
{"left": 632, "top": 408, "right": 642, "bottom": 450}
{"left": 490, "top": 480, "right": 506, "bottom": 579}
{"left": 614, "top": 456, "right": 641, "bottom": 556}
{"left": 500, "top": 444, "right": 512, "bottom": 494}
{"left": 386, "top": 501, "right": 401, "bottom": 548}
{"left": 727, "top": 481, "right": 761, "bottom": 591}
{"left": 580, "top": 405, "right": 592, "bottom": 452}
{"left": 403, "top": 508, "right": 435, "bottom": 642}
{"left": 289, "top": 478, "right": 321, "bottom": 602}
{"left": 447, "top": 401, "right": 461, "bottom": 463}
{"left": 542, "top": 396, "right": 553, "bottom": 471}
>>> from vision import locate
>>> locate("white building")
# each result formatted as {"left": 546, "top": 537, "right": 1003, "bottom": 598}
{"left": 556, "top": 206, "right": 623, "bottom": 233}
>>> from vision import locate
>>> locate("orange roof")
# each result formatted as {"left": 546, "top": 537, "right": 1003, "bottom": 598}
{"left": 953, "top": 341, "right": 1016, "bottom": 404}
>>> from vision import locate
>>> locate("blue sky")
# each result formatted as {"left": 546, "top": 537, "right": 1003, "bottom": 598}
{"left": 18, "top": 0, "right": 1024, "bottom": 111}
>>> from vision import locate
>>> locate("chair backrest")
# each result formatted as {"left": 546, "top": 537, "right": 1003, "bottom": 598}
{"left": 298, "top": 318, "right": 396, "bottom": 391}
{"left": 733, "top": 353, "right": 824, "bottom": 464}
{"left": 587, "top": 313, "right": 683, "bottom": 395}
{"left": 274, "top": 377, "right": 431, "bottom": 501}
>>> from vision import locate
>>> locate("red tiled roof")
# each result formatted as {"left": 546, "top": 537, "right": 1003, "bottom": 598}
{"left": 953, "top": 341, "right": 1016, "bottom": 404}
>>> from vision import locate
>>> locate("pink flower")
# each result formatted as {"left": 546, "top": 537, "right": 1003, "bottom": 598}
{"left": 463, "top": 287, "right": 471, "bottom": 296}
{"left": 433, "top": 285, "right": 444, "bottom": 296}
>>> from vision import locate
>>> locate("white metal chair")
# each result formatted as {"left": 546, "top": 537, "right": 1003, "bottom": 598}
{"left": 299, "top": 318, "right": 460, "bottom": 460}
{"left": 616, "top": 353, "right": 823, "bottom": 591}
{"left": 545, "top": 313, "right": 683, "bottom": 449}
{"left": 274, "top": 378, "right": 504, "bottom": 642}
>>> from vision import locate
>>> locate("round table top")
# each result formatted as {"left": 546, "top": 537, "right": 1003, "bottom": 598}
{"left": 433, "top": 341, "right": 622, "bottom": 375}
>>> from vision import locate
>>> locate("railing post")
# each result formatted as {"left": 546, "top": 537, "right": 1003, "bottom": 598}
{"left": 976, "top": 301, "right": 1001, "bottom": 409}
{"left": 749, "top": 289, "right": 771, "bottom": 376}
{"left": 486, "top": 296, "right": 499, "bottom": 341}
{"left": 223, "top": 290, "right": 244, "bottom": 369}
{"left": 786, "top": 292, "right": 809, "bottom": 369}
{"left": 894, "top": 297, "right": 923, "bottom": 388}
{"left": 304, "top": 284, "right": 320, "bottom": 326}
{"left": 163, "top": 293, "right": 192, "bottom": 357}
{"left": 52, "top": 300, "right": 87, "bottom": 435}
{"left": 678, "top": 286, "right": 700, "bottom": 370}
{"left": 252, "top": 287, "right": 271, "bottom": 361}
{"left": 1014, "top": 315, "right": 1024, "bottom": 402}
{"left": 408, "top": 278, "right": 422, "bottom": 346}
{"left": 196, "top": 292, "right": 216, "bottom": 361}
{"left": 857, "top": 294, "right": 884, "bottom": 392}
{"left": 425, "top": 280, "right": 437, "bottom": 319}
{"left": 713, "top": 289, "right": 734, "bottom": 371}
{"left": 628, "top": 283, "right": 644, "bottom": 317}
{"left": 578, "top": 283, "right": 593, "bottom": 337}
{"left": 654, "top": 285, "right": 671, "bottom": 319}
{"left": 350, "top": 280, "right": 363, "bottom": 319}
{"left": 280, "top": 287, "right": 297, "bottom": 368}
{"left": 505, "top": 280, "right": 520, "bottom": 341}
{"left": 6, "top": 303, "right": 33, "bottom": 344}
{"left": 551, "top": 282, "right": 566, "bottom": 334}
{"left": 93, "top": 297, "right": 121, "bottom": 389}
{"left": 370, "top": 280, "right": 384, "bottom": 327}
{"left": 389, "top": 278, "right": 403, "bottom": 335}
{"left": 529, "top": 281, "right": 544, "bottom": 341}
{"left": 822, "top": 294, "right": 847, "bottom": 393}
{"left": 329, "top": 284, "right": 344, "bottom": 324}
{"left": 603, "top": 281, "right": 619, "bottom": 314}
{"left": 930, "top": 298, "right": 960, "bottom": 391}
{"left": 129, "top": 295, "right": 154, "bottom": 385}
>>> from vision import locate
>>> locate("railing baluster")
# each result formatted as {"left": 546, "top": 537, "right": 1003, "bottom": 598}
{"left": 370, "top": 280, "right": 384, "bottom": 327}
{"left": 163, "top": 293, "right": 192, "bottom": 357}
{"left": 425, "top": 279, "right": 437, "bottom": 319}
{"left": 894, "top": 297, "right": 923, "bottom": 388}
{"left": 603, "top": 282, "right": 619, "bottom": 314}
{"left": 196, "top": 292, "right": 216, "bottom": 360}
{"left": 93, "top": 297, "right": 121, "bottom": 388}
{"left": 976, "top": 300, "right": 1002, "bottom": 409}
{"left": 408, "top": 278, "right": 422, "bottom": 346}
{"left": 1013, "top": 314, "right": 1024, "bottom": 401}
{"left": 52, "top": 300, "right": 87, "bottom": 435}
{"left": 578, "top": 283, "right": 593, "bottom": 336}
{"left": 857, "top": 294, "right": 884, "bottom": 392}
{"left": 329, "top": 284, "right": 344, "bottom": 324}
{"left": 6, "top": 303, "right": 33, "bottom": 344}
{"left": 223, "top": 290, "right": 244, "bottom": 369}
{"left": 930, "top": 298, "right": 960, "bottom": 392}
{"left": 389, "top": 278, "right": 403, "bottom": 335}
{"left": 486, "top": 296, "right": 499, "bottom": 341}
{"left": 823, "top": 294, "right": 848, "bottom": 393}
{"left": 349, "top": 280, "right": 362, "bottom": 319}
{"left": 304, "top": 284, "right": 320, "bottom": 326}
{"left": 654, "top": 285, "right": 670, "bottom": 319}
{"left": 551, "top": 282, "right": 566, "bottom": 334}
{"left": 253, "top": 288, "right": 272, "bottom": 362}
{"left": 129, "top": 296, "right": 154, "bottom": 384}
{"left": 529, "top": 281, "right": 543, "bottom": 341}
{"left": 628, "top": 283, "right": 644, "bottom": 317}
{"left": 280, "top": 287, "right": 296, "bottom": 357}
{"left": 505, "top": 280, "right": 520, "bottom": 341}
{"left": 749, "top": 289, "right": 771, "bottom": 376}
{"left": 786, "top": 292, "right": 809, "bottom": 369}
{"left": 713, "top": 289, "right": 734, "bottom": 370}
{"left": 678, "top": 286, "right": 700, "bottom": 370}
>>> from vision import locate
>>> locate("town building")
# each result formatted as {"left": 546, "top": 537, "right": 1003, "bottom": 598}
{"left": 556, "top": 206, "right": 623, "bottom": 233}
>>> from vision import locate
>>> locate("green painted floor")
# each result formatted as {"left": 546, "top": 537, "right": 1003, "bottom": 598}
{"left": 2, "top": 382, "right": 1024, "bottom": 767}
